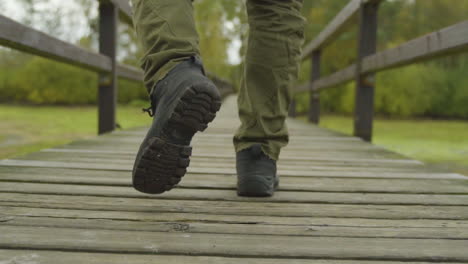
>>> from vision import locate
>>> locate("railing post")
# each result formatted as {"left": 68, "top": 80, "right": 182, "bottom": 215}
{"left": 308, "top": 50, "right": 321, "bottom": 124}
{"left": 353, "top": 1, "right": 379, "bottom": 142}
{"left": 98, "top": 1, "right": 118, "bottom": 134}
{"left": 288, "top": 98, "right": 297, "bottom": 118}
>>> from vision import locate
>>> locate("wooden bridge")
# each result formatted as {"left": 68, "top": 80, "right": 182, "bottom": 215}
{"left": 1, "top": 0, "right": 468, "bottom": 262}
{"left": 1, "top": 95, "right": 468, "bottom": 262}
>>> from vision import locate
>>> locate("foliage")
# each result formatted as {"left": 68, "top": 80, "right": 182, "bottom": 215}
{"left": 0, "top": 0, "right": 467, "bottom": 118}
{"left": 0, "top": 104, "right": 150, "bottom": 159}
{"left": 0, "top": 55, "right": 147, "bottom": 105}
{"left": 296, "top": 0, "right": 468, "bottom": 119}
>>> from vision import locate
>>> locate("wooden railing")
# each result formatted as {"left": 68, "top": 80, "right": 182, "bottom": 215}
{"left": 0, "top": 0, "right": 233, "bottom": 135}
{"left": 291, "top": 0, "right": 468, "bottom": 142}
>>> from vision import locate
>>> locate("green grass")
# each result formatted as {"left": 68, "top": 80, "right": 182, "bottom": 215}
{"left": 0, "top": 104, "right": 150, "bottom": 159}
{"left": 314, "top": 115, "right": 468, "bottom": 175}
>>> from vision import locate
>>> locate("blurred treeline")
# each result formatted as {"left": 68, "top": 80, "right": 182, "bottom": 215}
{"left": 0, "top": 0, "right": 467, "bottom": 118}
{"left": 297, "top": 0, "right": 468, "bottom": 118}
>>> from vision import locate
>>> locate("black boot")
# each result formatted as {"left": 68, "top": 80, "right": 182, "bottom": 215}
{"left": 236, "top": 144, "right": 279, "bottom": 197}
{"left": 133, "top": 57, "right": 221, "bottom": 194}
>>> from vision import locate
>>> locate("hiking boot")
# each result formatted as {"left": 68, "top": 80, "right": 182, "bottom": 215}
{"left": 132, "top": 57, "right": 221, "bottom": 194}
{"left": 236, "top": 144, "right": 279, "bottom": 197}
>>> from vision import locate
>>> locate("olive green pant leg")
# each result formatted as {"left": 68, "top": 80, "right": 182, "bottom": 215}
{"left": 233, "top": 0, "right": 305, "bottom": 160}
{"left": 131, "top": 0, "right": 200, "bottom": 94}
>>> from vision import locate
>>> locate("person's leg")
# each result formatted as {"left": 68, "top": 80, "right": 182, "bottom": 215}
{"left": 131, "top": 0, "right": 221, "bottom": 194}
{"left": 235, "top": 0, "right": 305, "bottom": 196}
{"left": 131, "top": 0, "right": 199, "bottom": 93}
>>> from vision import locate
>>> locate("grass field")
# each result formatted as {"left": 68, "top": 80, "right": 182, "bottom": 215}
{"left": 316, "top": 115, "right": 468, "bottom": 175}
{"left": 0, "top": 105, "right": 150, "bottom": 160}
{"left": 1, "top": 105, "right": 467, "bottom": 175}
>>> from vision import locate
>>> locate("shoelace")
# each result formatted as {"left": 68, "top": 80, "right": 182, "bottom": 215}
{"left": 142, "top": 98, "right": 156, "bottom": 117}
{"left": 142, "top": 106, "right": 154, "bottom": 117}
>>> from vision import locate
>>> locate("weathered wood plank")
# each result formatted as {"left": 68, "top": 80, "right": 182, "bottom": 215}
{"left": 19, "top": 151, "right": 425, "bottom": 169}
{"left": 2, "top": 159, "right": 463, "bottom": 178}
{"left": 98, "top": 1, "right": 118, "bottom": 134}
{"left": 302, "top": 0, "right": 361, "bottom": 59}
{"left": 108, "top": 0, "right": 133, "bottom": 25}
{"left": 0, "top": 182, "right": 466, "bottom": 205}
{"left": 297, "top": 21, "right": 468, "bottom": 92}
{"left": 2, "top": 214, "right": 467, "bottom": 239}
{"left": 296, "top": 64, "right": 356, "bottom": 93}
{"left": 10, "top": 150, "right": 427, "bottom": 171}
{"left": 47, "top": 142, "right": 415, "bottom": 159}
{"left": 117, "top": 63, "right": 143, "bottom": 82}
{"left": 362, "top": 20, "right": 468, "bottom": 74}
{"left": 11, "top": 157, "right": 424, "bottom": 172}
{"left": 1, "top": 193, "right": 467, "bottom": 219}
{"left": 353, "top": 0, "right": 379, "bottom": 141}
{"left": 1, "top": 167, "right": 467, "bottom": 194}
{"left": 0, "top": 14, "right": 111, "bottom": 72}
{"left": 41, "top": 148, "right": 422, "bottom": 164}
{"left": 0, "top": 250, "right": 455, "bottom": 264}
{"left": 3, "top": 206, "right": 467, "bottom": 229}
{"left": 1, "top": 226, "right": 468, "bottom": 261}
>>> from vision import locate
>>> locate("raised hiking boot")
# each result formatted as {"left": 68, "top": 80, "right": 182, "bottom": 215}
{"left": 236, "top": 144, "right": 279, "bottom": 197}
{"left": 132, "top": 57, "right": 221, "bottom": 194}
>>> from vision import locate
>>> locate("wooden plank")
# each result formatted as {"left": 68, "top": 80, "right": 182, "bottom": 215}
{"left": 4, "top": 206, "right": 468, "bottom": 229}
{"left": 301, "top": 0, "right": 383, "bottom": 59}
{"left": 98, "top": 1, "right": 118, "bottom": 134}
{"left": 296, "top": 64, "right": 356, "bottom": 93}
{"left": 288, "top": 97, "right": 297, "bottom": 117}
{"left": 1, "top": 193, "right": 468, "bottom": 219}
{"left": 0, "top": 250, "right": 456, "bottom": 264}
{"left": 297, "top": 21, "right": 468, "bottom": 93}
{"left": 55, "top": 142, "right": 410, "bottom": 159}
{"left": 0, "top": 14, "right": 111, "bottom": 73}
{"left": 362, "top": 20, "right": 468, "bottom": 74}
{"left": 0, "top": 182, "right": 466, "bottom": 205}
{"left": 15, "top": 152, "right": 426, "bottom": 170}
{"left": 2, "top": 214, "right": 467, "bottom": 239}
{"left": 301, "top": 0, "right": 361, "bottom": 59}
{"left": 117, "top": 63, "right": 143, "bottom": 82}
{"left": 108, "top": 0, "right": 133, "bottom": 25}
{"left": 0, "top": 169, "right": 466, "bottom": 194}
{"left": 94, "top": 134, "right": 365, "bottom": 143}
{"left": 1, "top": 167, "right": 467, "bottom": 194}
{"left": 41, "top": 148, "right": 423, "bottom": 165}
{"left": 353, "top": 1, "right": 379, "bottom": 142}
{"left": 2, "top": 159, "right": 461, "bottom": 178}
{"left": 308, "top": 50, "right": 321, "bottom": 123}
{"left": 92, "top": 139, "right": 384, "bottom": 151}
{"left": 1, "top": 225, "right": 468, "bottom": 261}
{"left": 40, "top": 151, "right": 423, "bottom": 166}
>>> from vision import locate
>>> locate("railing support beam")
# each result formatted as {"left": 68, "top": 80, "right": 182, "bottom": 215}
{"left": 353, "top": 1, "right": 379, "bottom": 142}
{"left": 308, "top": 50, "right": 321, "bottom": 124}
{"left": 288, "top": 98, "right": 297, "bottom": 118}
{"left": 98, "top": 1, "right": 118, "bottom": 134}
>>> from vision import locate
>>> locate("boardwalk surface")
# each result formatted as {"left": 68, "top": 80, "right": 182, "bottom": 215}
{"left": 0, "top": 95, "right": 467, "bottom": 263}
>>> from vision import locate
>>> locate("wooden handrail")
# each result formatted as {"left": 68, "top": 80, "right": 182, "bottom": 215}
{"left": 361, "top": 21, "right": 468, "bottom": 74}
{"left": 0, "top": 14, "right": 112, "bottom": 73}
{"left": 301, "top": 0, "right": 382, "bottom": 60}
{"left": 106, "top": 0, "right": 133, "bottom": 26}
{"left": 296, "top": 20, "right": 468, "bottom": 93}
{"left": 0, "top": 0, "right": 234, "bottom": 135}
{"left": 293, "top": 0, "right": 468, "bottom": 142}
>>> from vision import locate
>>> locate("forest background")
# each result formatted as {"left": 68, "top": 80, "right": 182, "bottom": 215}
{"left": 0, "top": 0, "right": 467, "bottom": 118}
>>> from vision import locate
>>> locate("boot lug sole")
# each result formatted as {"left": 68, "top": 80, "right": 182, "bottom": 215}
{"left": 133, "top": 85, "right": 221, "bottom": 194}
